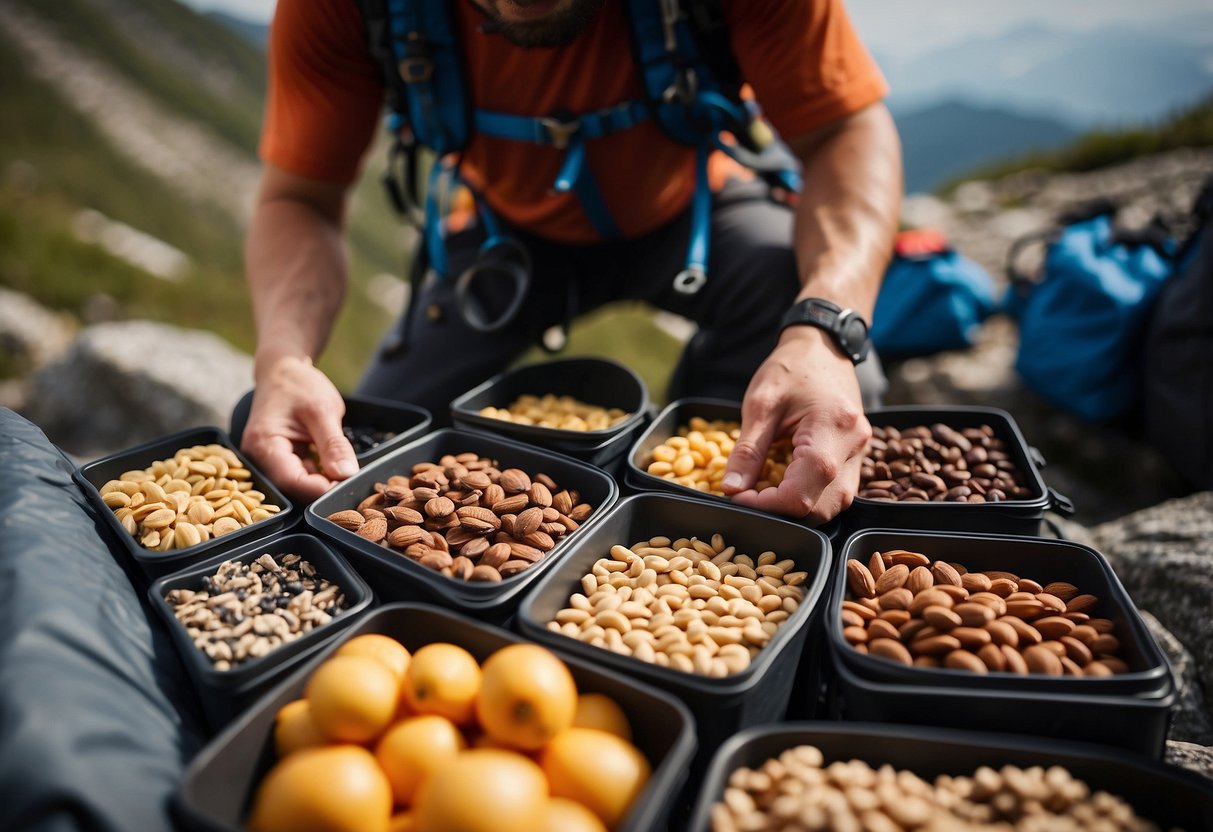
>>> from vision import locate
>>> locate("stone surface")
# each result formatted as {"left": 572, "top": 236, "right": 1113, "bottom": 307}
{"left": 22, "top": 320, "right": 252, "bottom": 459}
{"left": 1091, "top": 492, "right": 1213, "bottom": 739}
{"left": 0, "top": 288, "right": 75, "bottom": 373}
{"left": 1139, "top": 610, "right": 1213, "bottom": 747}
{"left": 1165, "top": 740, "right": 1213, "bottom": 784}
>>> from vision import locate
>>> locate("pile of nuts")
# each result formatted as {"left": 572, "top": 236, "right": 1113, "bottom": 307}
{"left": 543, "top": 533, "right": 809, "bottom": 677}
{"left": 325, "top": 452, "right": 595, "bottom": 583}
{"left": 341, "top": 424, "right": 398, "bottom": 456}
{"left": 860, "top": 423, "right": 1034, "bottom": 503}
{"left": 164, "top": 553, "right": 347, "bottom": 671}
{"left": 842, "top": 549, "right": 1129, "bottom": 676}
{"left": 644, "top": 416, "right": 792, "bottom": 496}
{"left": 711, "top": 744, "right": 1162, "bottom": 831}
{"left": 99, "top": 442, "right": 281, "bottom": 552}
{"left": 478, "top": 393, "right": 630, "bottom": 431}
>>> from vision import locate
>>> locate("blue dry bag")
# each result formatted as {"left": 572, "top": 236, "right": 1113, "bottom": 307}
{"left": 1004, "top": 200, "right": 1179, "bottom": 423}
{"left": 870, "top": 228, "right": 997, "bottom": 358}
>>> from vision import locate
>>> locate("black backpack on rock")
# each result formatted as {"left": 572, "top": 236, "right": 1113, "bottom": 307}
{"left": 1142, "top": 176, "right": 1213, "bottom": 490}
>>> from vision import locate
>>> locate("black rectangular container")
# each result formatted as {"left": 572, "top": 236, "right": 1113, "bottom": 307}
{"left": 841, "top": 405, "right": 1073, "bottom": 537}
{"left": 827, "top": 652, "right": 1174, "bottom": 757}
{"left": 686, "top": 723, "right": 1213, "bottom": 832}
{"left": 825, "top": 529, "right": 1175, "bottom": 756}
{"left": 75, "top": 426, "right": 295, "bottom": 579}
{"left": 148, "top": 531, "right": 375, "bottom": 732}
{"left": 305, "top": 428, "right": 619, "bottom": 623}
{"left": 174, "top": 603, "right": 697, "bottom": 832}
{"left": 624, "top": 397, "right": 842, "bottom": 540}
{"left": 450, "top": 356, "right": 649, "bottom": 449}
{"left": 228, "top": 389, "right": 432, "bottom": 467}
{"left": 516, "top": 493, "right": 833, "bottom": 770}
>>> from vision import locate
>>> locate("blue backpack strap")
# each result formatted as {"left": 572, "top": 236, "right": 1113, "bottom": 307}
{"left": 381, "top": 0, "right": 470, "bottom": 156}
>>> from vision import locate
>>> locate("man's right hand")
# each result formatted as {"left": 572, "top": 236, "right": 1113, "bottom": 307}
{"left": 240, "top": 356, "right": 358, "bottom": 503}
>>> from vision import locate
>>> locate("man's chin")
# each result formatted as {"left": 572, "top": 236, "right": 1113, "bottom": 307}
{"left": 483, "top": 0, "right": 604, "bottom": 48}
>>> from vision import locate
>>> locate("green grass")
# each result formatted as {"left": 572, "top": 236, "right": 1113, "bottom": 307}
{"left": 945, "top": 93, "right": 1213, "bottom": 193}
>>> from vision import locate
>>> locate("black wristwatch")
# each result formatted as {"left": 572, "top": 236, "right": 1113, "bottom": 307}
{"left": 779, "top": 298, "right": 871, "bottom": 364}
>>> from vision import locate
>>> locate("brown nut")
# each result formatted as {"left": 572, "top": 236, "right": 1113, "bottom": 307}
{"left": 326, "top": 509, "right": 365, "bottom": 531}
{"left": 846, "top": 559, "right": 877, "bottom": 599}
{"left": 1023, "top": 643, "right": 1063, "bottom": 676}
{"left": 868, "top": 638, "right": 913, "bottom": 666}
{"left": 930, "top": 560, "right": 963, "bottom": 588}
{"left": 874, "top": 563, "right": 910, "bottom": 594}
{"left": 944, "top": 649, "right": 988, "bottom": 674}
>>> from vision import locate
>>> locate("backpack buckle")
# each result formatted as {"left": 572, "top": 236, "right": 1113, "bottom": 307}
{"left": 540, "top": 115, "right": 582, "bottom": 150}
{"left": 398, "top": 34, "right": 433, "bottom": 83}
{"left": 398, "top": 55, "right": 433, "bottom": 83}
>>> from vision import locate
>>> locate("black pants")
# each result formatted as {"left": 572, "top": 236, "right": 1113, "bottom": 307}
{"left": 358, "top": 180, "right": 886, "bottom": 421}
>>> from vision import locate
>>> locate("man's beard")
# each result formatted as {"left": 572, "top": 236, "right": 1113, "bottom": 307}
{"left": 481, "top": 0, "right": 606, "bottom": 48}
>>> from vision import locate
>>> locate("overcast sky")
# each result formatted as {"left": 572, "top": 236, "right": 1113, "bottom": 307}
{"left": 182, "top": 0, "right": 1212, "bottom": 60}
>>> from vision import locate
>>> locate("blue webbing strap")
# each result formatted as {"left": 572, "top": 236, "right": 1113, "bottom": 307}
{"left": 423, "top": 159, "right": 454, "bottom": 278}
{"left": 474, "top": 101, "right": 651, "bottom": 239}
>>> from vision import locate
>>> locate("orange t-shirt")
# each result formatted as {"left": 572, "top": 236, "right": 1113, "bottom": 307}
{"left": 260, "top": 0, "right": 888, "bottom": 244}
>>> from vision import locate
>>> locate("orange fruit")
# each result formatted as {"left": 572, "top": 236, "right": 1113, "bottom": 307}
{"left": 402, "top": 643, "right": 481, "bottom": 725}
{"left": 571, "top": 692, "right": 632, "bottom": 742}
{"left": 543, "top": 796, "right": 609, "bottom": 832}
{"left": 306, "top": 655, "right": 400, "bottom": 743}
{"left": 374, "top": 715, "right": 466, "bottom": 807}
{"left": 389, "top": 810, "right": 416, "bottom": 832}
{"left": 336, "top": 634, "right": 412, "bottom": 680}
{"left": 475, "top": 643, "right": 577, "bottom": 751}
{"left": 541, "top": 728, "right": 651, "bottom": 828}
{"left": 413, "top": 749, "right": 549, "bottom": 832}
{"left": 273, "top": 699, "right": 327, "bottom": 757}
{"left": 246, "top": 744, "right": 392, "bottom": 832}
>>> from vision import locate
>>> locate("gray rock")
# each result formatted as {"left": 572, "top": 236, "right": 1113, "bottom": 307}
{"left": 21, "top": 320, "right": 252, "bottom": 459}
{"left": 0, "top": 288, "right": 74, "bottom": 371}
{"left": 1165, "top": 740, "right": 1213, "bottom": 784}
{"left": 1139, "top": 610, "right": 1213, "bottom": 746}
{"left": 1091, "top": 492, "right": 1213, "bottom": 735}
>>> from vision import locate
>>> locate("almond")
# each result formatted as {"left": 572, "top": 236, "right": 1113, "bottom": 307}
{"left": 845, "top": 559, "right": 876, "bottom": 599}
{"left": 529, "top": 482, "right": 553, "bottom": 508}
{"left": 383, "top": 505, "right": 424, "bottom": 525}
{"left": 499, "top": 468, "right": 532, "bottom": 494}
{"left": 492, "top": 493, "right": 530, "bottom": 515}
{"left": 514, "top": 506, "right": 544, "bottom": 538}
{"left": 356, "top": 516, "right": 388, "bottom": 542}
{"left": 327, "top": 509, "right": 369, "bottom": 531}
{"left": 874, "top": 563, "right": 910, "bottom": 594}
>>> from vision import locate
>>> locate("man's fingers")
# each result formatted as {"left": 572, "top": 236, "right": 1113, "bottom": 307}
{"left": 722, "top": 395, "right": 784, "bottom": 494}
{"left": 255, "top": 435, "right": 334, "bottom": 502}
{"left": 298, "top": 404, "right": 358, "bottom": 481}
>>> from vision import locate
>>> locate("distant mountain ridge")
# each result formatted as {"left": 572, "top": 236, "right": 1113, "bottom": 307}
{"left": 891, "top": 99, "right": 1080, "bottom": 194}
{"left": 881, "top": 19, "right": 1213, "bottom": 128}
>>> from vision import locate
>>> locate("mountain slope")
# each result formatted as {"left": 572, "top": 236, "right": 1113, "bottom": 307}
{"left": 893, "top": 99, "right": 1079, "bottom": 194}
{"left": 0, "top": 0, "right": 404, "bottom": 388}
